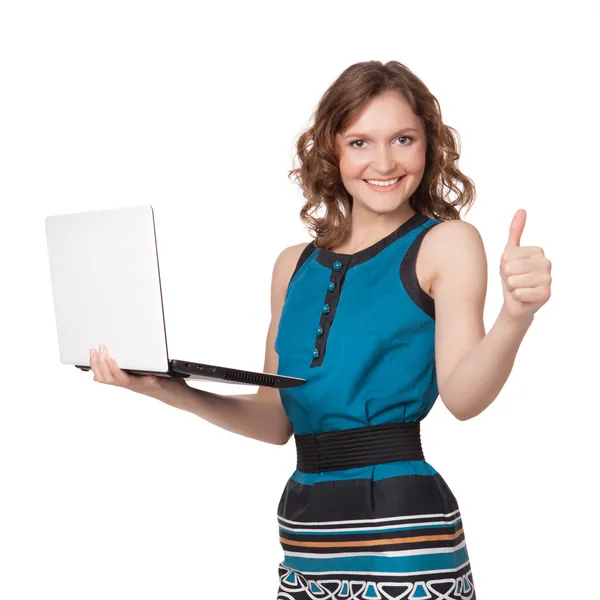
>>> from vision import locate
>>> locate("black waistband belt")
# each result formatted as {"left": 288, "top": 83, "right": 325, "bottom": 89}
{"left": 294, "top": 422, "right": 424, "bottom": 473}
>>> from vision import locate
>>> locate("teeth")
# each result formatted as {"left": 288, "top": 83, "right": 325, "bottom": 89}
{"left": 366, "top": 177, "right": 401, "bottom": 187}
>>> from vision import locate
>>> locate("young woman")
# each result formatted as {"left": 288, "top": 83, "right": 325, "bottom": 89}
{"left": 90, "top": 61, "right": 551, "bottom": 598}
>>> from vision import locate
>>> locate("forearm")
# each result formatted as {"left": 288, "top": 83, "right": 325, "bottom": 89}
{"left": 442, "top": 305, "right": 534, "bottom": 420}
{"left": 147, "top": 381, "right": 291, "bottom": 445}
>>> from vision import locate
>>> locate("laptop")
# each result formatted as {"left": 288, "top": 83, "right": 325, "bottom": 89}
{"left": 44, "top": 204, "right": 306, "bottom": 389}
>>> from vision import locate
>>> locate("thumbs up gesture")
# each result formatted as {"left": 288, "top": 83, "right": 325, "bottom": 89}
{"left": 500, "top": 209, "right": 552, "bottom": 322}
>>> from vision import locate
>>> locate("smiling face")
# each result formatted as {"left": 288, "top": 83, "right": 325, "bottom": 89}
{"left": 334, "top": 90, "right": 427, "bottom": 218}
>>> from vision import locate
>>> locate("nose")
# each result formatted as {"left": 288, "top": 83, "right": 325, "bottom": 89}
{"left": 371, "top": 146, "right": 397, "bottom": 174}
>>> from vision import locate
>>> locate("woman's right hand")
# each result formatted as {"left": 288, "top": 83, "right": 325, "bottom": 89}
{"left": 89, "top": 345, "right": 188, "bottom": 398}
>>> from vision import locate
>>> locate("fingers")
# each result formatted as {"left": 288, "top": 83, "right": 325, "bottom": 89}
{"left": 90, "top": 347, "right": 108, "bottom": 382}
{"left": 105, "top": 354, "right": 135, "bottom": 387}
{"left": 95, "top": 346, "right": 113, "bottom": 381}
{"left": 504, "top": 268, "right": 551, "bottom": 291}
{"left": 90, "top": 346, "right": 133, "bottom": 387}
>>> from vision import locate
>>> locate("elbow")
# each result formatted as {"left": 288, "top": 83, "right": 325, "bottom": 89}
{"left": 271, "top": 433, "right": 292, "bottom": 445}
{"left": 273, "top": 438, "right": 289, "bottom": 446}
{"left": 280, "top": 422, "right": 294, "bottom": 444}
{"left": 444, "top": 399, "right": 472, "bottom": 422}
{"left": 440, "top": 392, "right": 470, "bottom": 421}
{"left": 440, "top": 392, "right": 474, "bottom": 422}
{"left": 453, "top": 408, "right": 477, "bottom": 421}
{"left": 270, "top": 426, "right": 293, "bottom": 446}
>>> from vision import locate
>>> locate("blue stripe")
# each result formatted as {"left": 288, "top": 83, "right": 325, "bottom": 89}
{"left": 290, "top": 460, "right": 437, "bottom": 485}
{"left": 283, "top": 545, "right": 471, "bottom": 574}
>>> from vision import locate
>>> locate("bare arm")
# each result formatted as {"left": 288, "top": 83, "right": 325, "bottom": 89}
{"left": 428, "top": 220, "right": 533, "bottom": 421}
{"left": 146, "top": 243, "right": 307, "bottom": 444}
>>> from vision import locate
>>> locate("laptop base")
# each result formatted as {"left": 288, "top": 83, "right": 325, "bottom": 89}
{"left": 75, "top": 358, "right": 305, "bottom": 388}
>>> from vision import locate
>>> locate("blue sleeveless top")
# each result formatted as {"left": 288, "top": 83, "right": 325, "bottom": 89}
{"left": 275, "top": 212, "right": 442, "bottom": 482}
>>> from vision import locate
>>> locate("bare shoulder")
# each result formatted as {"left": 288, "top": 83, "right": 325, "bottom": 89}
{"left": 420, "top": 219, "right": 486, "bottom": 298}
{"left": 276, "top": 241, "right": 312, "bottom": 265}
{"left": 272, "top": 241, "right": 313, "bottom": 290}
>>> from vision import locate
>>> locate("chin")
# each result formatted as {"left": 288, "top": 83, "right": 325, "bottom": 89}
{"left": 352, "top": 195, "right": 407, "bottom": 213}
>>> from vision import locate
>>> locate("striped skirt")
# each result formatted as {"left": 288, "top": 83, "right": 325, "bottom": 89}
{"left": 276, "top": 462, "right": 476, "bottom": 599}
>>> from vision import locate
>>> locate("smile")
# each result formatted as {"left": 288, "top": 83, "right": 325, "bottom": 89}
{"left": 363, "top": 176, "right": 404, "bottom": 191}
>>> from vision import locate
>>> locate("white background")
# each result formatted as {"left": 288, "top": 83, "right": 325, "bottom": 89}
{"left": 1, "top": 1, "right": 598, "bottom": 598}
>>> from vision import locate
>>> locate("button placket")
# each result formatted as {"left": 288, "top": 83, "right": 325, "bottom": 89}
{"left": 311, "top": 256, "right": 351, "bottom": 367}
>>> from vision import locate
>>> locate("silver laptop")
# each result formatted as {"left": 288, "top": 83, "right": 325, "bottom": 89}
{"left": 44, "top": 205, "right": 305, "bottom": 388}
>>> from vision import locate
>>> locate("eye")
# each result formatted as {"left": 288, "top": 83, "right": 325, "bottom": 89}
{"left": 349, "top": 135, "right": 414, "bottom": 149}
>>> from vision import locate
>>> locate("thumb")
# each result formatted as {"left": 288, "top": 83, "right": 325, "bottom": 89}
{"left": 506, "top": 208, "right": 526, "bottom": 248}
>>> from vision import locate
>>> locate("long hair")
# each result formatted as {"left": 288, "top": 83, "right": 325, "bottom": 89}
{"left": 288, "top": 61, "right": 476, "bottom": 250}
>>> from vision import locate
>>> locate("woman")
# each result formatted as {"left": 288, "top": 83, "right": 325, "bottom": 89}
{"left": 90, "top": 61, "right": 552, "bottom": 598}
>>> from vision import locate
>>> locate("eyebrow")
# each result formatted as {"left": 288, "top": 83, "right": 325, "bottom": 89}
{"left": 344, "top": 127, "right": 420, "bottom": 139}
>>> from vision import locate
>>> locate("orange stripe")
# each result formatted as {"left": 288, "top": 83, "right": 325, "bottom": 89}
{"left": 280, "top": 527, "right": 464, "bottom": 548}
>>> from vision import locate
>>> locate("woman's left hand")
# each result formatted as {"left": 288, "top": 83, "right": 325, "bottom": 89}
{"left": 499, "top": 208, "right": 552, "bottom": 322}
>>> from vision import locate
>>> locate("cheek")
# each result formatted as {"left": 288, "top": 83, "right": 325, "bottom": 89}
{"left": 339, "top": 152, "right": 369, "bottom": 177}
{"left": 407, "top": 147, "right": 427, "bottom": 172}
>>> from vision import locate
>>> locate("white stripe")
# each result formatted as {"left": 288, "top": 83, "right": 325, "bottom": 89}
{"left": 280, "top": 515, "right": 462, "bottom": 534}
{"left": 277, "top": 508, "right": 460, "bottom": 527}
{"left": 279, "top": 557, "right": 472, "bottom": 577}
{"left": 283, "top": 539, "right": 467, "bottom": 559}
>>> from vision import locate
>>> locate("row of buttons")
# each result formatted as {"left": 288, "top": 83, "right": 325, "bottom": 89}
{"left": 312, "top": 260, "right": 343, "bottom": 359}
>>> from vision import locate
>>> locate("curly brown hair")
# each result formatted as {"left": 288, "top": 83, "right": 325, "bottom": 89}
{"left": 287, "top": 60, "right": 476, "bottom": 250}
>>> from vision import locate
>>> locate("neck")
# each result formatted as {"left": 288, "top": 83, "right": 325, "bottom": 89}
{"left": 339, "top": 208, "right": 416, "bottom": 253}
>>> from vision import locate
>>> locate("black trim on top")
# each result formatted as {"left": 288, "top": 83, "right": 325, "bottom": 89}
{"left": 310, "top": 252, "right": 352, "bottom": 368}
{"left": 400, "top": 221, "right": 440, "bottom": 320}
{"left": 285, "top": 241, "right": 316, "bottom": 294}
{"left": 315, "top": 212, "right": 428, "bottom": 269}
